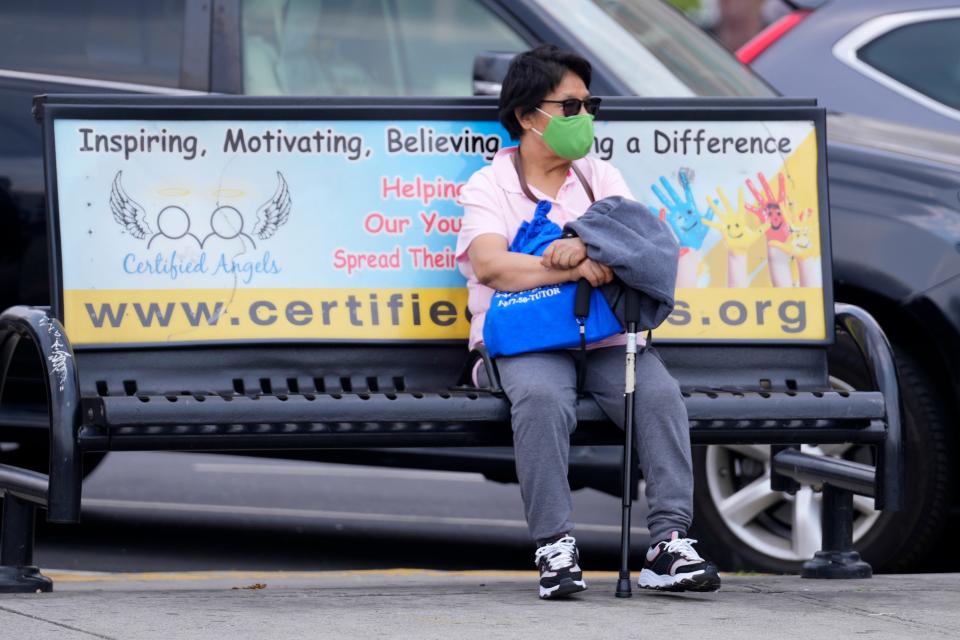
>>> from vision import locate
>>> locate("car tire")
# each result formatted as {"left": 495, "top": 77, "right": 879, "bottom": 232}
{"left": 690, "top": 337, "right": 953, "bottom": 573}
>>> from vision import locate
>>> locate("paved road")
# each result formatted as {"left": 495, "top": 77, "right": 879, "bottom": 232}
{"left": 36, "top": 451, "right": 651, "bottom": 572}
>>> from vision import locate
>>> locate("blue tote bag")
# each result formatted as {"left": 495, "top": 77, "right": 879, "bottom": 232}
{"left": 483, "top": 201, "right": 622, "bottom": 358}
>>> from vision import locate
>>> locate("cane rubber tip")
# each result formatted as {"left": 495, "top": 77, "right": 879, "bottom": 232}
{"left": 615, "top": 577, "right": 633, "bottom": 598}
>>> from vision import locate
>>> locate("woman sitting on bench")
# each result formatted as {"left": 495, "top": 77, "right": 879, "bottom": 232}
{"left": 455, "top": 45, "right": 720, "bottom": 599}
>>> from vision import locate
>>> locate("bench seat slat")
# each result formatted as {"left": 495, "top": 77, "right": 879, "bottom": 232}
{"left": 77, "top": 420, "right": 888, "bottom": 453}
{"left": 683, "top": 392, "right": 885, "bottom": 420}
{"left": 87, "top": 390, "right": 886, "bottom": 428}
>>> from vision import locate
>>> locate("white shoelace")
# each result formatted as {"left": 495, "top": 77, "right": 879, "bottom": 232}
{"left": 534, "top": 535, "right": 578, "bottom": 571}
{"left": 664, "top": 536, "right": 703, "bottom": 561}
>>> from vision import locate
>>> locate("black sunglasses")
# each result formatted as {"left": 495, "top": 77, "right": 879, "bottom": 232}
{"left": 542, "top": 96, "right": 602, "bottom": 117}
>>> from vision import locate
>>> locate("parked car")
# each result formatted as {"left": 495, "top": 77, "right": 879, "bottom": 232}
{"left": 0, "top": 0, "right": 956, "bottom": 573}
{"left": 739, "top": 0, "right": 960, "bottom": 134}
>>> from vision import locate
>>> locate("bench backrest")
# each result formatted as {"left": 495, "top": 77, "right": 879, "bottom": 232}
{"left": 35, "top": 95, "right": 833, "bottom": 392}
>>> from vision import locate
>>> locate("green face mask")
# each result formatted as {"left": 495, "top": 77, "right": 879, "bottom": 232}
{"left": 533, "top": 107, "right": 595, "bottom": 160}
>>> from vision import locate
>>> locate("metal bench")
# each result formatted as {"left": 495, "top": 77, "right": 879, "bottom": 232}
{"left": 0, "top": 95, "right": 903, "bottom": 593}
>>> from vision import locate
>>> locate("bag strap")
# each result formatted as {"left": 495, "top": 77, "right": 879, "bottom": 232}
{"left": 512, "top": 149, "right": 540, "bottom": 205}
{"left": 571, "top": 163, "right": 596, "bottom": 203}
{"left": 512, "top": 148, "right": 595, "bottom": 204}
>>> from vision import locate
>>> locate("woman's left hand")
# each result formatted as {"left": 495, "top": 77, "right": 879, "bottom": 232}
{"left": 541, "top": 237, "right": 587, "bottom": 269}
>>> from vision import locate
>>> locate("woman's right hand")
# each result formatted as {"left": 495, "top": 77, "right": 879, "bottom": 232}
{"left": 573, "top": 258, "right": 613, "bottom": 287}
{"left": 541, "top": 237, "right": 587, "bottom": 270}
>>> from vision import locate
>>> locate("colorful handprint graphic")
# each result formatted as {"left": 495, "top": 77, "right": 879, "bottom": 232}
{"left": 702, "top": 187, "right": 768, "bottom": 288}
{"left": 769, "top": 206, "right": 822, "bottom": 287}
{"left": 703, "top": 187, "right": 768, "bottom": 255}
{"left": 646, "top": 162, "right": 821, "bottom": 290}
{"left": 745, "top": 171, "right": 792, "bottom": 287}
{"left": 745, "top": 172, "right": 790, "bottom": 243}
{"left": 651, "top": 172, "right": 714, "bottom": 251}
{"left": 769, "top": 207, "right": 819, "bottom": 259}
{"left": 651, "top": 172, "right": 715, "bottom": 288}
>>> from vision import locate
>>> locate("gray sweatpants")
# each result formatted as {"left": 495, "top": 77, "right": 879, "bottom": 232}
{"left": 479, "top": 346, "right": 693, "bottom": 544}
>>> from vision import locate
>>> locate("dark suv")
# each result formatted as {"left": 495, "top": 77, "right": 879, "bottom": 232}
{"left": 0, "top": 0, "right": 956, "bottom": 573}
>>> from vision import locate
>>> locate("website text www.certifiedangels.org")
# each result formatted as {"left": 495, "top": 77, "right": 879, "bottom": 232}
{"left": 62, "top": 287, "right": 825, "bottom": 345}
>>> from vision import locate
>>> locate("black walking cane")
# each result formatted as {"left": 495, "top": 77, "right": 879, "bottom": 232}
{"left": 574, "top": 279, "right": 592, "bottom": 395}
{"left": 616, "top": 287, "right": 641, "bottom": 598}
{"left": 575, "top": 280, "right": 641, "bottom": 598}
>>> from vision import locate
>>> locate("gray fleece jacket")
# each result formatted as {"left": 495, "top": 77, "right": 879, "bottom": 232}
{"left": 565, "top": 196, "right": 679, "bottom": 331}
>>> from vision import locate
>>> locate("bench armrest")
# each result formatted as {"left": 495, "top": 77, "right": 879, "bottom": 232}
{"left": 452, "top": 344, "right": 503, "bottom": 394}
{"left": 0, "top": 306, "right": 81, "bottom": 522}
{"left": 834, "top": 303, "right": 904, "bottom": 511}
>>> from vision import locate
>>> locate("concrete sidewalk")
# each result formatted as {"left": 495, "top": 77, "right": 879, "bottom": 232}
{"left": 1, "top": 570, "right": 957, "bottom": 640}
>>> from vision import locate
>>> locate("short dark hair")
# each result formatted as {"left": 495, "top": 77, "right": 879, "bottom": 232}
{"left": 498, "top": 45, "right": 592, "bottom": 140}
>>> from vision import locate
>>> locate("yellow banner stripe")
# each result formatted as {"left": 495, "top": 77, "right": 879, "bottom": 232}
{"left": 659, "top": 287, "right": 825, "bottom": 340}
{"left": 64, "top": 288, "right": 470, "bottom": 344}
{"left": 64, "top": 286, "right": 825, "bottom": 345}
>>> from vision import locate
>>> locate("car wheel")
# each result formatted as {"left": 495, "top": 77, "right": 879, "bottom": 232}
{"left": 690, "top": 337, "right": 952, "bottom": 572}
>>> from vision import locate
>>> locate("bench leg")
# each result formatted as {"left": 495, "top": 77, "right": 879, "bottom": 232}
{"left": 801, "top": 484, "right": 872, "bottom": 579}
{"left": 0, "top": 494, "right": 53, "bottom": 592}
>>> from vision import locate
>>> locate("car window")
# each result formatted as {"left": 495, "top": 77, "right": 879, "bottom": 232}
{"left": 241, "top": 0, "right": 528, "bottom": 96}
{"left": 857, "top": 19, "right": 960, "bottom": 111}
{"left": 0, "top": 0, "right": 184, "bottom": 88}
{"left": 530, "top": 0, "right": 773, "bottom": 97}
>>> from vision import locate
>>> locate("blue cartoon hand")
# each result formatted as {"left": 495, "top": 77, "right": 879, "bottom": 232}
{"left": 651, "top": 173, "right": 714, "bottom": 250}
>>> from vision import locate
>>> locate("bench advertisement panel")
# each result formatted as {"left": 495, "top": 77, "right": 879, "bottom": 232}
{"left": 46, "top": 103, "right": 829, "bottom": 346}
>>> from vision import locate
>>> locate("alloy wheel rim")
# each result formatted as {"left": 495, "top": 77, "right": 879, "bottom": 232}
{"left": 704, "top": 377, "right": 881, "bottom": 562}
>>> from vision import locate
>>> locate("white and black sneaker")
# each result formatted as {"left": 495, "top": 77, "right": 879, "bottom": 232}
{"left": 638, "top": 532, "right": 721, "bottom": 592}
{"left": 534, "top": 535, "right": 587, "bottom": 599}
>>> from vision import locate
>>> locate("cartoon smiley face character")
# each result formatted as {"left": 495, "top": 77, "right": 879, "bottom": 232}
{"left": 651, "top": 171, "right": 715, "bottom": 250}
{"left": 769, "top": 206, "right": 820, "bottom": 260}
{"left": 702, "top": 187, "right": 768, "bottom": 254}
{"left": 746, "top": 172, "right": 791, "bottom": 243}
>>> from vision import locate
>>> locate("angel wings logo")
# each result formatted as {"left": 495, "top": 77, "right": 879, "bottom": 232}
{"left": 114, "top": 171, "right": 290, "bottom": 283}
